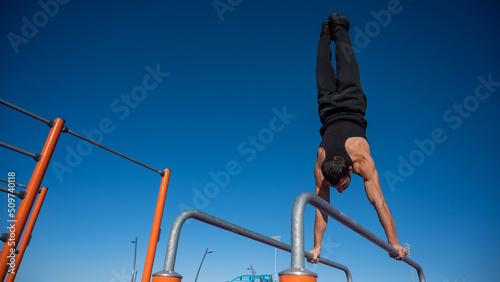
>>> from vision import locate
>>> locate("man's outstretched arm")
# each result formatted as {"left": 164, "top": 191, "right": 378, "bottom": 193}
{"left": 357, "top": 154, "right": 407, "bottom": 260}
{"left": 308, "top": 147, "right": 330, "bottom": 263}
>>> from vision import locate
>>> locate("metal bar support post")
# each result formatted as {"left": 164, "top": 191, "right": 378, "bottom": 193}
{"left": 0, "top": 118, "right": 65, "bottom": 280}
{"left": 142, "top": 169, "right": 171, "bottom": 282}
{"left": 6, "top": 187, "right": 48, "bottom": 282}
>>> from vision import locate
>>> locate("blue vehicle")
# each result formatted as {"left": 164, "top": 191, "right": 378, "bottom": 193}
{"left": 230, "top": 274, "right": 273, "bottom": 282}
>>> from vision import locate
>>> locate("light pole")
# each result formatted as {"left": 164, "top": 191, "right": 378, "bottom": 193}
{"left": 271, "top": 236, "right": 281, "bottom": 282}
{"left": 404, "top": 243, "right": 414, "bottom": 282}
{"left": 194, "top": 248, "right": 213, "bottom": 282}
{"left": 247, "top": 265, "right": 256, "bottom": 275}
{"left": 131, "top": 237, "right": 137, "bottom": 282}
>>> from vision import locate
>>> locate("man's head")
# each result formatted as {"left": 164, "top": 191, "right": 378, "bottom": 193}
{"left": 321, "top": 155, "right": 353, "bottom": 193}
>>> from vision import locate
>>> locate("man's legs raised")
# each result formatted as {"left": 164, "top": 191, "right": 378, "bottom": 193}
{"left": 331, "top": 14, "right": 367, "bottom": 123}
{"left": 333, "top": 28, "right": 362, "bottom": 95}
{"left": 316, "top": 22, "right": 337, "bottom": 125}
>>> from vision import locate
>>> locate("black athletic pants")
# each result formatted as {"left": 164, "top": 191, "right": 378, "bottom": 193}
{"left": 316, "top": 25, "right": 368, "bottom": 136}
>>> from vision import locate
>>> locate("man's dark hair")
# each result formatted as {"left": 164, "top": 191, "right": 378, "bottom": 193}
{"left": 321, "top": 155, "right": 350, "bottom": 186}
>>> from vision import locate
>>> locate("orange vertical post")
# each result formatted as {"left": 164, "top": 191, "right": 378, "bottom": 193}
{"left": 279, "top": 275, "right": 317, "bottom": 282}
{"left": 6, "top": 187, "right": 48, "bottom": 282}
{"left": 142, "top": 169, "right": 171, "bottom": 282}
{"left": 152, "top": 276, "right": 182, "bottom": 282}
{"left": 0, "top": 118, "right": 65, "bottom": 280}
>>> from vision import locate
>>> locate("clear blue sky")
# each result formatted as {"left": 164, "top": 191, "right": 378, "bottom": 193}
{"left": 1, "top": 0, "right": 499, "bottom": 281}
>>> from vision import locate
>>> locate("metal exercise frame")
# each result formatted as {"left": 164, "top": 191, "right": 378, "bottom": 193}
{"left": 152, "top": 209, "right": 353, "bottom": 282}
{"left": 0, "top": 118, "right": 65, "bottom": 281}
{"left": 282, "top": 192, "right": 426, "bottom": 282}
{"left": 153, "top": 193, "right": 426, "bottom": 282}
{"left": 5, "top": 187, "right": 48, "bottom": 282}
{"left": 0, "top": 98, "right": 170, "bottom": 282}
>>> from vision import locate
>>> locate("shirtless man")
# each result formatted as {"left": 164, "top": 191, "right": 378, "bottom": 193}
{"left": 308, "top": 13, "right": 407, "bottom": 263}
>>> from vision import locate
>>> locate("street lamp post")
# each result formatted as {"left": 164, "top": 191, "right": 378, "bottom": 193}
{"left": 131, "top": 237, "right": 138, "bottom": 282}
{"left": 404, "top": 243, "right": 414, "bottom": 282}
{"left": 194, "top": 248, "right": 213, "bottom": 282}
{"left": 247, "top": 265, "right": 256, "bottom": 275}
{"left": 271, "top": 236, "right": 281, "bottom": 282}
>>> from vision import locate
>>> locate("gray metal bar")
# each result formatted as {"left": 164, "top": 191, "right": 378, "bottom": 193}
{"left": 155, "top": 209, "right": 352, "bottom": 282}
{"left": 0, "top": 178, "right": 28, "bottom": 189}
{"left": 0, "top": 141, "right": 41, "bottom": 161}
{"left": 290, "top": 192, "right": 426, "bottom": 282}
{"left": 64, "top": 129, "right": 165, "bottom": 176}
{"left": 1, "top": 98, "right": 164, "bottom": 177}
{"left": 0, "top": 186, "right": 27, "bottom": 199}
{"left": 0, "top": 98, "right": 51, "bottom": 125}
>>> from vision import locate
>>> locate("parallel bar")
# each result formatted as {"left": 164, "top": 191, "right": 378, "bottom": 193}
{"left": 0, "top": 118, "right": 64, "bottom": 280}
{"left": 142, "top": 169, "right": 171, "bottom": 282}
{"left": 65, "top": 129, "right": 164, "bottom": 176}
{"left": 0, "top": 187, "right": 26, "bottom": 200}
{"left": 0, "top": 141, "right": 41, "bottom": 161}
{"left": 289, "top": 192, "right": 426, "bottom": 282}
{"left": 6, "top": 187, "right": 48, "bottom": 282}
{"left": 154, "top": 209, "right": 352, "bottom": 282}
{"left": 0, "top": 179, "right": 27, "bottom": 189}
{"left": 0, "top": 99, "right": 51, "bottom": 125}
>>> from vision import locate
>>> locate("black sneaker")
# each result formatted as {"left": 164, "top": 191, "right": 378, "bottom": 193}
{"left": 328, "top": 12, "right": 350, "bottom": 31}
{"left": 320, "top": 21, "right": 332, "bottom": 39}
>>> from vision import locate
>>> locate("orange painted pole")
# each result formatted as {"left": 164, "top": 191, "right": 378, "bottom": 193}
{"left": 142, "top": 169, "right": 171, "bottom": 282}
{"left": 152, "top": 276, "right": 182, "bottom": 282}
{"left": 279, "top": 275, "right": 317, "bottom": 282}
{"left": 6, "top": 187, "right": 48, "bottom": 282}
{"left": 0, "top": 118, "right": 65, "bottom": 280}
